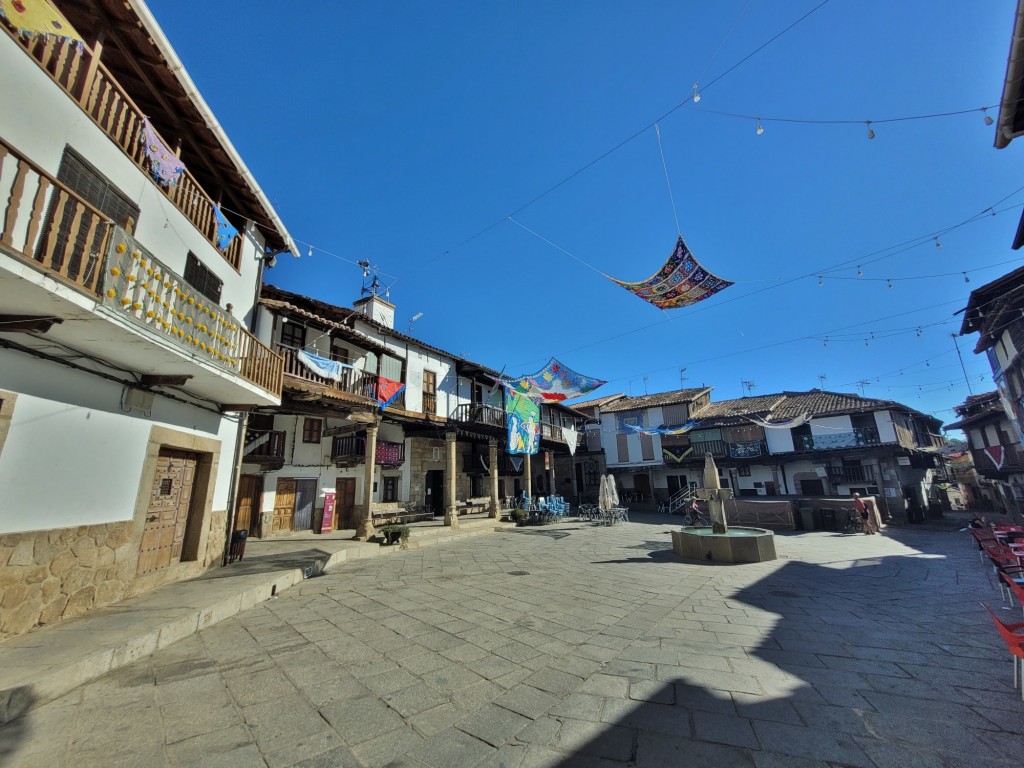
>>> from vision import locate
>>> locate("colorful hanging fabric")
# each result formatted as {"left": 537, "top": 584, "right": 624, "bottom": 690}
{"left": 213, "top": 205, "right": 238, "bottom": 251}
{"left": 624, "top": 421, "right": 697, "bottom": 436}
{"left": 506, "top": 391, "right": 540, "bottom": 455}
{"left": 984, "top": 445, "right": 1005, "bottom": 470}
{"left": 140, "top": 118, "right": 185, "bottom": 187}
{"left": 746, "top": 413, "right": 810, "bottom": 429}
{"left": 560, "top": 426, "right": 578, "bottom": 456}
{"left": 500, "top": 358, "right": 606, "bottom": 403}
{"left": 509, "top": 456, "right": 524, "bottom": 472}
{"left": 0, "top": 0, "right": 82, "bottom": 45}
{"left": 376, "top": 377, "right": 405, "bottom": 410}
{"left": 611, "top": 235, "right": 732, "bottom": 310}
{"left": 662, "top": 446, "right": 693, "bottom": 463}
{"left": 296, "top": 350, "right": 348, "bottom": 383}
{"left": 375, "top": 441, "right": 402, "bottom": 465}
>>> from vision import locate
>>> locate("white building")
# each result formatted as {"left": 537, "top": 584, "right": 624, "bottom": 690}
{"left": 0, "top": 2, "right": 294, "bottom": 638}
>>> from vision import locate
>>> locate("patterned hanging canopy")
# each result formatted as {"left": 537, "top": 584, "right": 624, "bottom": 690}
{"left": 499, "top": 358, "right": 606, "bottom": 403}
{"left": 611, "top": 235, "right": 732, "bottom": 309}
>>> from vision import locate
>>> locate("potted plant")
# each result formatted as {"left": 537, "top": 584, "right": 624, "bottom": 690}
{"left": 378, "top": 524, "right": 410, "bottom": 548}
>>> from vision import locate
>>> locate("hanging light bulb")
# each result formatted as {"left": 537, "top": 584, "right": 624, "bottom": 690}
{"left": 864, "top": 339, "right": 869, "bottom": 347}
{"left": 865, "top": 121, "right": 875, "bottom": 140}
{"left": 934, "top": 237, "right": 941, "bottom": 249}
{"left": 823, "top": 337, "right": 829, "bottom": 347}
{"left": 983, "top": 107, "right": 994, "bottom": 126}
{"left": 307, "top": 245, "right": 312, "bottom": 258}
{"left": 963, "top": 272, "right": 970, "bottom": 283}
{"left": 916, "top": 327, "right": 922, "bottom": 337}
{"left": 887, "top": 278, "right": 893, "bottom": 289}
{"left": 857, "top": 265, "right": 863, "bottom": 278}
{"left": 756, "top": 119, "right": 764, "bottom": 135}
{"left": 692, "top": 83, "right": 701, "bottom": 103}
{"left": 818, "top": 275, "right": 823, "bottom": 287}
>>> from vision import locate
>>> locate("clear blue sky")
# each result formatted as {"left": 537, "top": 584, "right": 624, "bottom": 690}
{"left": 149, "top": 0, "right": 1023, "bottom": 431}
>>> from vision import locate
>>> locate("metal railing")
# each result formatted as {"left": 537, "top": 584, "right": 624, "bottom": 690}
{"left": 2, "top": 24, "right": 243, "bottom": 269}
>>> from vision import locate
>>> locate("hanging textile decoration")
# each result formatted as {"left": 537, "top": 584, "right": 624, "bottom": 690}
{"left": 213, "top": 205, "right": 238, "bottom": 251}
{"left": 611, "top": 235, "right": 732, "bottom": 309}
{"left": 509, "top": 456, "right": 524, "bottom": 472}
{"left": 375, "top": 441, "right": 402, "bottom": 465}
{"left": 376, "top": 377, "right": 405, "bottom": 410}
{"left": 561, "top": 426, "right": 578, "bottom": 456}
{"left": 745, "top": 413, "right": 810, "bottom": 429}
{"left": 624, "top": 420, "right": 697, "bottom": 436}
{"left": 140, "top": 118, "right": 186, "bottom": 187}
{"left": 506, "top": 391, "right": 540, "bottom": 455}
{"left": 662, "top": 445, "right": 693, "bottom": 463}
{"left": 0, "top": 0, "right": 82, "bottom": 45}
{"left": 296, "top": 350, "right": 349, "bottom": 383}
{"left": 500, "top": 358, "right": 606, "bottom": 403}
{"left": 984, "top": 445, "right": 1005, "bottom": 470}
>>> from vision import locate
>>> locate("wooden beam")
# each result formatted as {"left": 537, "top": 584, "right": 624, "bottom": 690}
{"left": 0, "top": 315, "right": 63, "bottom": 333}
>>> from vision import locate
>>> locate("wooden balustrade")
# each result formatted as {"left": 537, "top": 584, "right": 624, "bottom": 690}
{"left": 0, "top": 139, "right": 111, "bottom": 296}
{"left": 3, "top": 23, "right": 242, "bottom": 269}
{"left": 276, "top": 345, "right": 378, "bottom": 400}
{"left": 238, "top": 333, "right": 284, "bottom": 398}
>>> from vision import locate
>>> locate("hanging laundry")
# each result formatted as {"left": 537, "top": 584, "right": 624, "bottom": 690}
{"left": 624, "top": 421, "right": 697, "bottom": 436}
{"left": 376, "top": 377, "right": 405, "bottom": 410}
{"left": 506, "top": 391, "right": 540, "bottom": 455}
{"left": 296, "top": 350, "right": 350, "bottom": 383}
{"left": 745, "top": 413, "right": 810, "bottom": 429}
{"left": 140, "top": 118, "right": 186, "bottom": 187}
{"left": 0, "top": 0, "right": 82, "bottom": 45}
{"left": 500, "top": 358, "right": 605, "bottom": 403}
{"left": 611, "top": 235, "right": 732, "bottom": 309}
{"left": 560, "top": 425, "right": 579, "bottom": 456}
{"left": 214, "top": 205, "right": 238, "bottom": 251}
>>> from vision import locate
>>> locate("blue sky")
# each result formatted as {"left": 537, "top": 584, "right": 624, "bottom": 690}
{"left": 149, "top": 1, "right": 1023, "bottom": 430}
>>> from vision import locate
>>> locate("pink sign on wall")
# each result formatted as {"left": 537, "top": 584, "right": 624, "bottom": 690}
{"left": 321, "top": 491, "right": 336, "bottom": 534}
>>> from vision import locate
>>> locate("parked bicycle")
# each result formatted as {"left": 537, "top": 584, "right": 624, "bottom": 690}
{"left": 839, "top": 508, "right": 864, "bottom": 534}
{"left": 682, "top": 509, "right": 710, "bottom": 526}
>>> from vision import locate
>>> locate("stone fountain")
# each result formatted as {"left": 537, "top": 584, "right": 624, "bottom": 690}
{"left": 671, "top": 453, "right": 777, "bottom": 563}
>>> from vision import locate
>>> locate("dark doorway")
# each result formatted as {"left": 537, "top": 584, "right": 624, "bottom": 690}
{"left": 574, "top": 463, "right": 584, "bottom": 501}
{"left": 801, "top": 478, "right": 825, "bottom": 496}
{"left": 425, "top": 470, "right": 444, "bottom": 515}
{"left": 634, "top": 473, "right": 652, "bottom": 501}
{"left": 293, "top": 478, "right": 317, "bottom": 531}
{"left": 336, "top": 477, "right": 356, "bottom": 529}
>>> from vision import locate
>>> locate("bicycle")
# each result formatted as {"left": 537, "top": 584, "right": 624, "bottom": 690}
{"left": 682, "top": 510, "right": 710, "bottom": 526}
{"left": 839, "top": 508, "right": 864, "bottom": 534}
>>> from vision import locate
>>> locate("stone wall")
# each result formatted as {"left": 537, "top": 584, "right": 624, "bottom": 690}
{"left": 0, "top": 510, "right": 228, "bottom": 641}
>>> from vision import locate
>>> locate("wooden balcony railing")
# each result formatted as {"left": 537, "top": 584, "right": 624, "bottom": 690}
{"left": 243, "top": 430, "right": 286, "bottom": 462}
{"left": 331, "top": 435, "right": 366, "bottom": 463}
{"left": 276, "top": 344, "right": 378, "bottom": 401}
{"left": 2, "top": 24, "right": 243, "bottom": 269}
{"left": 422, "top": 391, "right": 438, "bottom": 415}
{"left": 0, "top": 138, "right": 112, "bottom": 296}
{"left": 971, "top": 444, "right": 1024, "bottom": 475}
{"left": 450, "top": 403, "right": 505, "bottom": 429}
{"left": 828, "top": 465, "right": 877, "bottom": 484}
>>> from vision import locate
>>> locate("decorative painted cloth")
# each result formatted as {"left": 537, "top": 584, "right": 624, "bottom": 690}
{"left": 624, "top": 420, "right": 697, "bottom": 436}
{"left": 296, "top": 350, "right": 345, "bottom": 383}
{"left": 506, "top": 391, "right": 540, "bottom": 455}
{"left": 984, "top": 446, "right": 1005, "bottom": 470}
{"left": 746, "top": 413, "right": 810, "bottom": 429}
{"left": 375, "top": 441, "right": 402, "bottom": 465}
{"left": 0, "top": 0, "right": 81, "bottom": 44}
{"left": 611, "top": 235, "right": 732, "bottom": 310}
{"left": 500, "top": 358, "right": 605, "bottom": 403}
{"left": 376, "top": 377, "right": 405, "bottom": 410}
{"left": 509, "top": 456, "right": 524, "bottom": 472}
{"left": 214, "top": 205, "right": 238, "bottom": 251}
{"left": 728, "top": 440, "right": 763, "bottom": 458}
{"left": 561, "top": 426, "right": 578, "bottom": 456}
{"left": 140, "top": 118, "right": 186, "bottom": 187}
{"left": 662, "top": 446, "right": 693, "bottom": 463}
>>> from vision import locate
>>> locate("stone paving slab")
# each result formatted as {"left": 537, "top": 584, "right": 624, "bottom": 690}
{"left": 2, "top": 517, "right": 1023, "bottom": 767}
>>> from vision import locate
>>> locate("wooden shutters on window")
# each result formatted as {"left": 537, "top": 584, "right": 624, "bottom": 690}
{"left": 616, "top": 433, "right": 629, "bottom": 463}
{"left": 184, "top": 253, "right": 223, "bottom": 304}
{"left": 422, "top": 370, "right": 437, "bottom": 414}
{"left": 640, "top": 433, "right": 655, "bottom": 461}
{"left": 302, "top": 418, "right": 322, "bottom": 443}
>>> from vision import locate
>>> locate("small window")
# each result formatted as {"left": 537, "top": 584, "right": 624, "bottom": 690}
{"left": 330, "top": 339, "right": 349, "bottom": 364}
{"left": 302, "top": 418, "right": 322, "bottom": 443}
{"left": 159, "top": 478, "right": 173, "bottom": 495}
{"left": 738, "top": 465, "right": 751, "bottom": 477}
{"left": 280, "top": 321, "right": 306, "bottom": 349}
{"left": 382, "top": 476, "right": 397, "bottom": 503}
{"left": 184, "top": 252, "right": 223, "bottom": 304}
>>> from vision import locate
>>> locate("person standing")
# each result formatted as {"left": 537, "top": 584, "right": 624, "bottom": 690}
{"left": 853, "top": 493, "right": 876, "bottom": 534}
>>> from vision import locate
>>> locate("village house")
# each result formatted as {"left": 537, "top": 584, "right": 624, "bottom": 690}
{"left": 0, "top": 1, "right": 294, "bottom": 638}
{"left": 238, "top": 284, "right": 584, "bottom": 540}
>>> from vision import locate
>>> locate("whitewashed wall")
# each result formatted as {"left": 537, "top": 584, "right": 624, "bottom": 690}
{"left": 0, "top": 34, "right": 263, "bottom": 317}
{"left": 0, "top": 350, "right": 236, "bottom": 534}
{"left": 810, "top": 415, "right": 852, "bottom": 436}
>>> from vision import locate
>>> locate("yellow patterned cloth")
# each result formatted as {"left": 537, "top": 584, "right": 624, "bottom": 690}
{"left": 0, "top": 0, "right": 82, "bottom": 43}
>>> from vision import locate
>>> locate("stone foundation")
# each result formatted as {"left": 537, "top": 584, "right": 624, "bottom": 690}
{"left": 0, "top": 510, "right": 228, "bottom": 641}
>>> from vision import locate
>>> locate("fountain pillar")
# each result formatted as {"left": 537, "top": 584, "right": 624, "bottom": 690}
{"left": 697, "top": 453, "right": 732, "bottom": 535}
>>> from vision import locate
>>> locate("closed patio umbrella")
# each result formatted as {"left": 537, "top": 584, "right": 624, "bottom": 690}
{"left": 599, "top": 474, "right": 619, "bottom": 513}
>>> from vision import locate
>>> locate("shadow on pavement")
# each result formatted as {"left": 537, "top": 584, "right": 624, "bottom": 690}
{"left": 0, "top": 686, "right": 35, "bottom": 755}
{"left": 196, "top": 548, "right": 335, "bottom": 580}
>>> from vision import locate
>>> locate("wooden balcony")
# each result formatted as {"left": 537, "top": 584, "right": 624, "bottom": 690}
{"left": 971, "top": 444, "right": 1024, "bottom": 476}
{"left": 1, "top": 24, "right": 243, "bottom": 269}
{"left": 0, "top": 139, "right": 283, "bottom": 399}
{"left": 277, "top": 344, "right": 379, "bottom": 402}
{"left": 331, "top": 435, "right": 366, "bottom": 467}
{"left": 828, "top": 465, "right": 877, "bottom": 484}
{"left": 243, "top": 430, "right": 286, "bottom": 468}
{"left": 450, "top": 403, "right": 506, "bottom": 429}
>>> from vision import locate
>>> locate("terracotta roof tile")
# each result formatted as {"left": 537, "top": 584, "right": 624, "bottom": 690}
{"left": 601, "top": 388, "right": 713, "bottom": 413}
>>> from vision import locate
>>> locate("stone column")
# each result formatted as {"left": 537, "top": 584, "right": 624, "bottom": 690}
{"left": 524, "top": 454, "right": 533, "bottom": 504}
{"left": 444, "top": 431, "right": 460, "bottom": 528}
{"left": 697, "top": 452, "right": 733, "bottom": 534}
{"left": 488, "top": 437, "right": 500, "bottom": 518}
{"left": 355, "top": 423, "right": 379, "bottom": 540}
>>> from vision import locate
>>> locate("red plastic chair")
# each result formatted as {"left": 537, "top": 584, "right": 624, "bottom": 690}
{"left": 1001, "top": 572, "right": 1024, "bottom": 620}
{"left": 982, "top": 602, "right": 1024, "bottom": 698}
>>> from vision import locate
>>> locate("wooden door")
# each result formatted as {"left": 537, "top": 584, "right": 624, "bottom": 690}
{"left": 138, "top": 449, "right": 198, "bottom": 575}
{"left": 273, "top": 478, "right": 296, "bottom": 532}
{"left": 235, "top": 474, "right": 262, "bottom": 536}
{"left": 293, "top": 479, "right": 316, "bottom": 531}
{"left": 336, "top": 477, "right": 356, "bottom": 529}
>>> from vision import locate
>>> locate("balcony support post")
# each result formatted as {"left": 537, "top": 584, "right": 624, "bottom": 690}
{"left": 444, "top": 431, "right": 459, "bottom": 528}
{"left": 488, "top": 438, "right": 500, "bottom": 518}
{"left": 548, "top": 453, "right": 556, "bottom": 500}
{"left": 524, "top": 453, "right": 533, "bottom": 502}
{"left": 355, "top": 422, "right": 379, "bottom": 540}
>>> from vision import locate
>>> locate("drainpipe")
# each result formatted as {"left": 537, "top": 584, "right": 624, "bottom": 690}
{"left": 222, "top": 411, "right": 249, "bottom": 566}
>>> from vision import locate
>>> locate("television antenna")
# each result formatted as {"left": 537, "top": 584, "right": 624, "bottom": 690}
{"left": 856, "top": 379, "right": 871, "bottom": 396}
{"left": 679, "top": 367, "right": 688, "bottom": 387}
{"left": 741, "top": 380, "right": 756, "bottom": 397}
{"left": 408, "top": 312, "right": 424, "bottom": 333}
{"left": 817, "top": 373, "right": 827, "bottom": 389}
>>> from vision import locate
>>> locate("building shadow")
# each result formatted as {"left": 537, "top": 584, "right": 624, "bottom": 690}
{"left": 0, "top": 686, "right": 36, "bottom": 757}
{"left": 527, "top": 528, "right": 1019, "bottom": 766}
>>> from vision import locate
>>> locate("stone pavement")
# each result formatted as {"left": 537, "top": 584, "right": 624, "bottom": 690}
{"left": 2, "top": 516, "right": 1021, "bottom": 768}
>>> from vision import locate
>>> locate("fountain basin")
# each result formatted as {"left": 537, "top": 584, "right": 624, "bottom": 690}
{"left": 671, "top": 526, "right": 777, "bottom": 563}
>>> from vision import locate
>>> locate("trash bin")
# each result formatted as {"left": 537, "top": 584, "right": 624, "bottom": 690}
{"left": 799, "top": 507, "right": 814, "bottom": 531}
{"left": 820, "top": 509, "right": 836, "bottom": 532}
{"left": 229, "top": 529, "right": 248, "bottom": 563}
